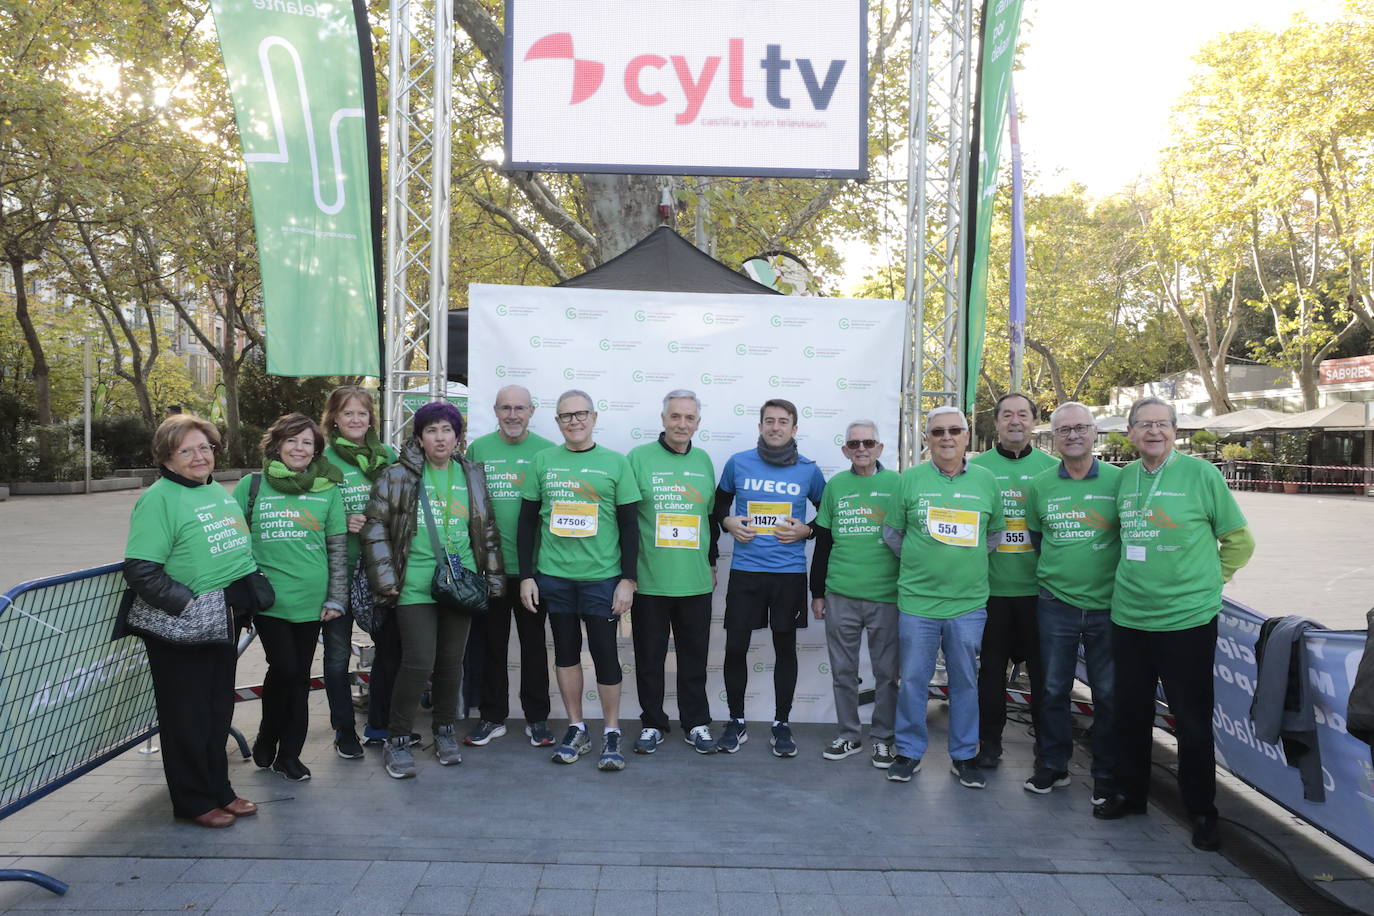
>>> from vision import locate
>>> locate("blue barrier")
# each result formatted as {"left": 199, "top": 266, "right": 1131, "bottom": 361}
{"left": 0, "top": 564, "right": 156, "bottom": 896}
{"left": 1214, "top": 598, "right": 1373, "bottom": 862}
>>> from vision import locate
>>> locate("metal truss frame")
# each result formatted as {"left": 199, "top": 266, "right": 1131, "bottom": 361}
{"left": 382, "top": 0, "right": 453, "bottom": 447}
{"left": 899, "top": 0, "right": 973, "bottom": 467}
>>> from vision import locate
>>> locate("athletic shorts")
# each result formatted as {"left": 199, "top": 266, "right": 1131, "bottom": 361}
{"left": 723, "top": 569, "right": 808, "bottom": 633}
{"left": 535, "top": 574, "right": 617, "bottom": 619}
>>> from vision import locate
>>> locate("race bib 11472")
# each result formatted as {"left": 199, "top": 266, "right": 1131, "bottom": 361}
{"left": 746, "top": 500, "right": 792, "bottom": 535}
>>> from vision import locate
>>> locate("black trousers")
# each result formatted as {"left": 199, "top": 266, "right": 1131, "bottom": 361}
{"left": 366, "top": 612, "right": 401, "bottom": 734}
{"left": 255, "top": 615, "right": 321, "bottom": 761}
{"left": 632, "top": 592, "right": 712, "bottom": 734}
{"left": 1112, "top": 618, "right": 1218, "bottom": 817}
{"left": 977, "top": 594, "right": 1044, "bottom": 752}
{"left": 142, "top": 636, "right": 238, "bottom": 819}
{"left": 724, "top": 629, "right": 798, "bottom": 722}
{"left": 472, "top": 576, "right": 551, "bottom": 724}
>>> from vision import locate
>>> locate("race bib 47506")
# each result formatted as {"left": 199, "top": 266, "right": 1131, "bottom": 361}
{"left": 550, "top": 501, "right": 598, "bottom": 538}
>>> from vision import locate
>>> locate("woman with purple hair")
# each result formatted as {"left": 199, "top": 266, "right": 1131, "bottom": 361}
{"left": 359, "top": 401, "right": 505, "bottom": 778}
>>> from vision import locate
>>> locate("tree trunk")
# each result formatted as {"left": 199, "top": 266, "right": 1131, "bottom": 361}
{"left": 8, "top": 256, "right": 52, "bottom": 425}
{"left": 582, "top": 174, "right": 670, "bottom": 262}
{"left": 221, "top": 359, "right": 244, "bottom": 466}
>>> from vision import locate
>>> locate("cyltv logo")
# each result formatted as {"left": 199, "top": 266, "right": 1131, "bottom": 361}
{"left": 524, "top": 33, "right": 847, "bottom": 125}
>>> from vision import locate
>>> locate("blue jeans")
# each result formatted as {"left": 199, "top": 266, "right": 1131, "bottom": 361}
{"left": 321, "top": 612, "right": 355, "bottom": 731}
{"left": 895, "top": 608, "right": 986, "bottom": 761}
{"left": 1036, "top": 589, "right": 1115, "bottom": 779}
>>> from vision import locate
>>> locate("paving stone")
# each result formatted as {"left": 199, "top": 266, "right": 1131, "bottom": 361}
{"left": 531, "top": 886, "right": 596, "bottom": 915}
{"left": 939, "top": 871, "right": 1007, "bottom": 896}
{"left": 769, "top": 869, "right": 834, "bottom": 894}
{"left": 714, "top": 868, "right": 775, "bottom": 892}
{"left": 402, "top": 885, "right": 473, "bottom": 914}
{"left": 358, "top": 859, "right": 429, "bottom": 890}
{"left": 717, "top": 890, "right": 781, "bottom": 915}
{"left": 595, "top": 865, "right": 657, "bottom": 890}
{"left": 476, "top": 863, "right": 544, "bottom": 888}
{"left": 777, "top": 892, "right": 844, "bottom": 915}
{"left": 178, "top": 858, "right": 254, "bottom": 883}
{"left": 1162, "top": 873, "right": 1241, "bottom": 900}
{"left": 419, "top": 861, "right": 485, "bottom": 887}
{"left": 275, "top": 882, "right": 351, "bottom": 914}
{"left": 206, "top": 880, "right": 291, "bottom": 914}
{"left": 825, "top": 870, "right": 889, "bottom": 895}
{"left": 657, "top": 866, "right": 716, "bottom": 891}
{"left": 885, "top": 871, "right": 950, "bottom": 897}
{"left": 538, "top": 864, "right": 601, "bottom": 889}
{"left": 591, "top": 888, "right": 657, "bottom": 915}
{"left": 1056, "top": 874, "right": 1136, "bottom": 900}
{"left": 1110, "top": 874, "right": 1187, "bottom": 901}
{"left": 465, "top": 886, "right": 537, "bottom": 914}
{"left": 658, "top": 890, "right": 720, "bottom": 914}
{"left": 837, "top": 893, "right": 908, "bottom": 915}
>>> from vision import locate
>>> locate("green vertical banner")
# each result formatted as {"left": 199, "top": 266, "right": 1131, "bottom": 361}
{"left": 963, "top": 0, "right": 1024, "bottom": 411}
{"left": 209, "top": 0, "right": 380, "bottom": 377}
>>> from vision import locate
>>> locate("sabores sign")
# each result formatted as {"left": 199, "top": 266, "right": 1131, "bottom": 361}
{"left": 503, "top": 0, "right": 868, "bottom": 178}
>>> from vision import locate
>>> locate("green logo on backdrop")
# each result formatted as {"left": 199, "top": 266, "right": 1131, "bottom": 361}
{"left": 529, "top": 336, "right": 542, "bottom": 348}
{"left": 803, "top": 345, "right": 816, "bottom": 358}
{"left": 819, "top": 662, "right": 830, "bottom": 675}
{"left": 563, "top": 368, "right": 574, "bottom": 380}
{"left": 597, "top": 399, "right": 609, "bottom": 410}
{"left": 495, "top": 365, "right": 508, "bottom": 377}
{"left": 836, "top": 378, "right": 848, "bottom": 389}
{"left": 634, "top": 310, "right": 646, "bottom": 322}
{"left": 598, "top": 338, "right": 611, "bottom": 351}
{"left": 770, "top": 315, "right": 782, "bottom": 328}
{"left": 497, "top": 304, "right": 510, "bottom": 316}
{"left": 632, "top": 370, "right": 645, "bottom": 382}
{"left": 702, "top": 313, "right": 715, "bottom": 325}
{"left": 838, "top": 317, "right": 851, "bottom": 329}
{"left": 734, "top": 404, "right": 747, "bottom": 416}
{"left": 735, "top": 344, "right": 747, "bottom": 356}
{"left": 668, "top": 341, "right": 680, "bottom": 353}
{"left": 768, "top": 376, "right": 781, "bottom": 388}
{"left": 802, "top": 406, "right": 814, "bottom": 418}
{"left": 700, "top": 373, "right": 712, "bottom": 385}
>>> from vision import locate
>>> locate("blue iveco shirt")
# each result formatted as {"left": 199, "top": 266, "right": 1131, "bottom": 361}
{"left": 719, "top": 448, "right": 826, "bottom": 573}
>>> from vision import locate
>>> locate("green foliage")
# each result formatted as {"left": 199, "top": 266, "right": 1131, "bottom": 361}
{"left": 1219, "top": 442, "right": 1251, "bottom": 461}
{"left": 1189, "top": 429, "right": 1218, "bottom": 454}
{"left": 1273, "top": 431, "right": 1313, "bottom": 480}
{"left": 86, "top": 414, "right": 152, "bottom": 467}
{"left": 236, "top": 359, "right": 336, "bottom": 438}
{"left": 1105, "top": 432, "right": 1137, "bottom": 461}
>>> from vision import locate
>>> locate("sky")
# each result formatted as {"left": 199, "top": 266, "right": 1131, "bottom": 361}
{"left": 1014, "top": 0, "right": 1347, "bottom": 196}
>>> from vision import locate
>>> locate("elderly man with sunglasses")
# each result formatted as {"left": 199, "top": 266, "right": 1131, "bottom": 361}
{"left": 881, "top": 407, "right": 1004, "bottom": 788}
{"left": 1094, "top": 397, "right": 1254, "bottom": 853}
{"left": 1023, "top": 403, "right": 1121, "bottom": 803}
{"left": 809, "top": 421, "right": 901, "bottom": 768}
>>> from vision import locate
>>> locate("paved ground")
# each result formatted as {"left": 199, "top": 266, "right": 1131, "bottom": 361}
{"left": 0, "top": 486, "right": 1371, "bottom": 913}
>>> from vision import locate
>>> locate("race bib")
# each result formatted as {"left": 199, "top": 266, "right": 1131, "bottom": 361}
{"left": 655, "top": 513, "right": 700, "bottom": 549}
{"left": 549, "top": 501, "right": 598, "bottom": 538}
{"left": 1125, "top": 544, "right": 1147, "bottom": 562}
{"left": 995, "top": 517, "right": 1033, "bottom": 553}
{"left": 746, "top": 500, "right": 792, "bottom": 535}
{"left": 926, "top": 506, "right": 980, "bottom": 548}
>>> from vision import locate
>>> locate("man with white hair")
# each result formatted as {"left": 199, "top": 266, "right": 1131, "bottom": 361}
{"left": 1023, "top": 402, "right": 1121, "bottom": 802}
{"left": 882, "top": 406, "right": 1004, "bottom": 788}
{"left": 627, "top": 390, "right": 719, "bottom": 755}
{"left": 810, "top": 420, "right": 901, "bottom": 768}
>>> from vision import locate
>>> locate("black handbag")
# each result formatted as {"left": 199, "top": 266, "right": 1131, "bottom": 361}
{"left": 419, "top": 482, "right": 489, "bottom": 616}
{"left": 350, "top": 558, "right": 386, "bottom": 635}
{"left": 122, "top": 588, "right": 235, "bottom": 646}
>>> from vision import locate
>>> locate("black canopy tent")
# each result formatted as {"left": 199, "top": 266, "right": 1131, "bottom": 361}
{"left": 447, "top": 227, "right": 777, "bottom": 381}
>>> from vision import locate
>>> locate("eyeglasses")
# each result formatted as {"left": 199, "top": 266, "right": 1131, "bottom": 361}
{"left": 556, "top": 410, "right": 591, "bottom": 424}
{"left": 1053, "top": 424, "right": 1095, "bottom": 436}
{"left": 1131, "top": 419, "right": 1174, "bottom": 431}
{"left": 845, "top": 439, "right": 879, "bottom": 450}
{"left": 175, "top": 444, "right": 216, "bottom": 459}
{"left": 927, "top": 426, "right": 966, "bottom": 438}
{"left": 496, "top": 405, "right": 530, "bottom": 414}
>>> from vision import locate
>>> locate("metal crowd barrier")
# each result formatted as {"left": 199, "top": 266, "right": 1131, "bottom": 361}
{"left": 0, "top": 564, "right": 154, "bottom": 896}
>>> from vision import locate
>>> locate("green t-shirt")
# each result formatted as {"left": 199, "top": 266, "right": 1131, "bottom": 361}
{"left": 1025, "top": 459, "right": 1122, "bottom": 610}
{"left": 233, "top": 476, "right": 347, "bottom": 623}
{"left": 969, "top": 447, "right": 1059, "bottom": 596}
{"left": 467, "top": 430, "right": 557, "bottom": 569}
{"left": 520, "top": 443, "right": 641, "bottom": 581}
{"left": 1112, "top": 451, "right": 1248, "bottom": 631}
{"left": 400, "top": 463, "right": 477, "bottom": 607}
{"left": 815, "top": 467, "right": 901, "bottom": 604}
{"left": 321, "top": 442, "right": 396, "bottom": 570}
{"left": 125, "top": 477, "right": 256, "bottom": 596}
{"left": 888, "top": 461, "right": 1005, "bottom": 619}
{"left": 627, "top": 439, "right": 716, "bottom": 597}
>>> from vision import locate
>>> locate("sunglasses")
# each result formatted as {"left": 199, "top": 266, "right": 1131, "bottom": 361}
{"left": 845, "top": 439, "right": 878, "bottom": 450}
{"left": 927, "top": 426, "right": 966, "bottom": 438}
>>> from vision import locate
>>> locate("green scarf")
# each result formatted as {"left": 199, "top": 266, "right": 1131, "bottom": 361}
{"left": 264, "top": 456, "right": 344, "bottom": 494}
{"left": 329, "top": 429, "right": 392, "bottom": 481}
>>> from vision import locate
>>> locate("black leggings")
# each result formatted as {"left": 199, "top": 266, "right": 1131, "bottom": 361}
{"left": 723, "top": 628, "right": 797, "bottom": 722}
{"left": 549, "top": 614, "right": 623, "bottom": 685}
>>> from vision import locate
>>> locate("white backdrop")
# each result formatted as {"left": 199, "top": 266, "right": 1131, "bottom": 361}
{"left": 468, "top": 283, "right": 904, "bottom": 725}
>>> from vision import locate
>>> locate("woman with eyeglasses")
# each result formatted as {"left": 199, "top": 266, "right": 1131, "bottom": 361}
{"left": 121, "top": 414, "right": 265, "bottom": 828}
{"left": 318, "top": 386, "right": 397, "bottom": 758}
{"left": 360, "top": 401, "right": 505, "bottom": 778}
{"left": 234, "top": 413, "right": 349, "bottom": 783}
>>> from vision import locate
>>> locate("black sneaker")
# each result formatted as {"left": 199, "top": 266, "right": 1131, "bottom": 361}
{"left": 272, "top": 757, "right": 312, "bottom": 782}
{"left": 1091, "top": 779, "right": 1116, "bottom": 807}
{"left": 822, "top": 738, "right": 863, "bottom": 761}
{"left": 1093, "top": 794, "right": 1147, "bottom": 820}
{"left": 717, "top": 720, "right": 748, "bottom": 754}
{"left": 887, "top": 754, "right": 921, "bottom": 782}
{"left": 1023, "top": 768, "right": 1070, "bottom": 794}
{"left": 871, "top": 740, "right": 896, "bottom": 769}
{"left": 251, "top": 734, "right": 275, "bottom": 770}
{"left": 1191, "top": 814, "right": 1222, "bottom": 851}
{"left": 334, "top": 729, "right": 364, "bottom": 760}
{"left": 362, "top": 726, "right": 388, "bottom": 747}
{"left": 463, "top": 720, "right": 507, "bottom": 746}
{"left": 951, "top": 758, "right": 986, "bottom": 789}
{"left": 525, "top": 721, "right": 556, "bottom": 747}
{"left": 972, "top": 743, "right": 1002, "bottom": 769}
{"left": 769, "top": 723, "right": 798, "bottom": 758}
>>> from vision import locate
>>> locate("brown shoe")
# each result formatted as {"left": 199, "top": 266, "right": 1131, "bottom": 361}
{"left": 182, "top": 808, "right": 235, "bottom": 828}
{"left": 222, "top": 798, "right": 257, "bottom": 817}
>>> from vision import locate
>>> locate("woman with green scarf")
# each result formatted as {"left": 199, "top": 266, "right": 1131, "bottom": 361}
{"left": 319, "top": 386, "right": 397, "bottom": 758}
{"left": 234, "top": 412, "right": 348, "bottom": 781}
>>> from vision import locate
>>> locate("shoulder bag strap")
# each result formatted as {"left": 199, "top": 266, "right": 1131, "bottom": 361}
{"left": 418, "top": 478, "right": 451, "bottom": 564}
{"left": 248, "top": 472, "right": 263, "bottom": 525}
